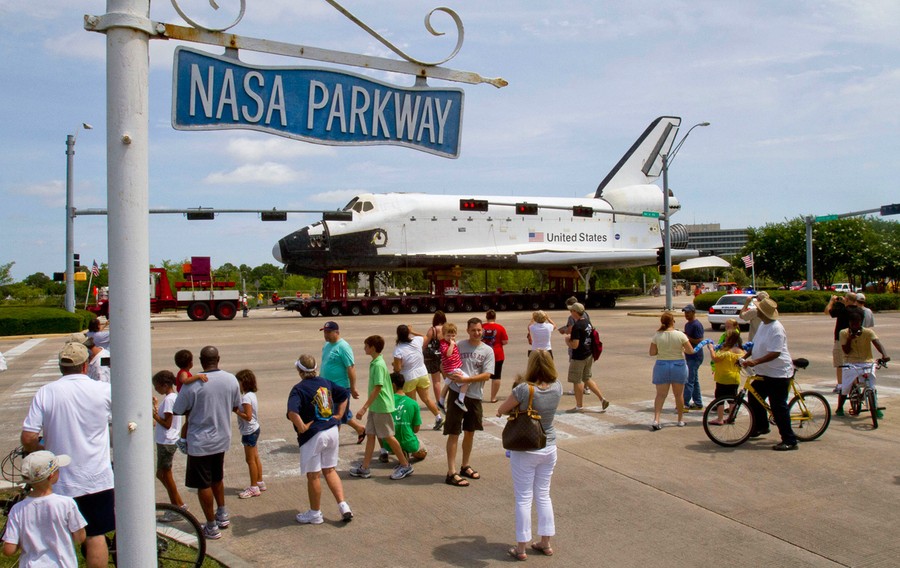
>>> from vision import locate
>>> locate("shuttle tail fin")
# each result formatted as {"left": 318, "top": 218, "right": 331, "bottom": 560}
{"left": 594, "top": 116, "right": 681, "bottom": 198}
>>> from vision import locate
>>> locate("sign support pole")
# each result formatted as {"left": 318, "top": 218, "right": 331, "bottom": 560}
{"left": 104, "top": 1, "right": 156, "bottom": 565}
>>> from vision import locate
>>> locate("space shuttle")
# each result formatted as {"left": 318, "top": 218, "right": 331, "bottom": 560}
{"left": 273, "top": 116, "right": 699, "bottom": 277}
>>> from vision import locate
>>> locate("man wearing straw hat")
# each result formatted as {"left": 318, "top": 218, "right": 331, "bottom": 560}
{"left": 740, "top": 298, "right": 798, "bottom": 451}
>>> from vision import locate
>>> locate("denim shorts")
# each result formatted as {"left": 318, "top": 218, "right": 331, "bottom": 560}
{"left": 652, "top": 359, "right": 688, "bottom": 385}
{"left": 241, "top": 427, "right": 261, "bottom": 447}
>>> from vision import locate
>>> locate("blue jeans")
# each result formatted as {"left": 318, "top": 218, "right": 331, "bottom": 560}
{"left": 683, "top": 357, "right": 703, "bottom": 406}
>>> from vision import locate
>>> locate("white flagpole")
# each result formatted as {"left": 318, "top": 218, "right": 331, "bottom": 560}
{"left": 83, "top": 271, "right": 94, "bottom": 310}
{"left": 751, "top": 253, "right": 757, "bottom": 291}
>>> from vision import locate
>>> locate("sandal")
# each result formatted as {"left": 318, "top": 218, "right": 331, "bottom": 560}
{"left": 507, "top": 547, "right": 527, "bottom": 561}
{"left": 356, "top": 432, "right": 366, "bottom": 445}
{"left": 459, "top": 465, "right": 480, "bottom": 480}
{"left": 445, "top": 473, "right": 470, "bottom": 487}
{"left": 530, "top": 543, "right": 553, "bottom": 556}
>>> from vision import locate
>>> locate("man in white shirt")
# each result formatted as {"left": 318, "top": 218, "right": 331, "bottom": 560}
{"left": 21, "top": 342, "right": 114, "bottom": 568}
{"left": 740, "top": 298, "right": 798, "bottom": 451}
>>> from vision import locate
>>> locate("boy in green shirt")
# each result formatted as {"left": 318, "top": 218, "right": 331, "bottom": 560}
{"left": 350, "top": 336, "right": 414, "bottom": 480}
{"left": 380, "top": 372, "right": 428, "bottom": 464}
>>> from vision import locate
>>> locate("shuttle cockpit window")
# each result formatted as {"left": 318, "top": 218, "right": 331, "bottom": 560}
{"left": 342, "top": 197, "right": 359, "bottom": 212}
{"left": 342, "top": 197, "right": 373, "bottom": 214}
{"left": 362, "top": 201, "right": 373, "bottom": 212}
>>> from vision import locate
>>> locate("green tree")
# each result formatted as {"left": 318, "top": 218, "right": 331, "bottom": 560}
{"left": 0, "top": 261, "right": 13, "bottom": 286}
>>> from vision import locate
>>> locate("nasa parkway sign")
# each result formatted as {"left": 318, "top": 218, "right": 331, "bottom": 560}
{"left": 172, "top": 47, "right": 464, "bottom": 158}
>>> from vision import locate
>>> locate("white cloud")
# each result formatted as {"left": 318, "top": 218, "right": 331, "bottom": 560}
{"left": 203, "top": 162, "right": 306, "bottom": 185}
{"left": 18, "top": 180, "right": 64, "bottom": 207}
{"left": 225, "top": 137, "right": 336, "bottom": 162}
{"left": 308, "top": 189, "right": 364, "bottom": 205}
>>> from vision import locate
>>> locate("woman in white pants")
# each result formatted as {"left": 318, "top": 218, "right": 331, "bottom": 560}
{"left": 496, "top": 350, "right": 562, "bottom": 561}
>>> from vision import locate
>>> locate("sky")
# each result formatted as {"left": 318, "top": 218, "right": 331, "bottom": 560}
{"left": 2, "top": 0, "right": 899, "bottom": 281}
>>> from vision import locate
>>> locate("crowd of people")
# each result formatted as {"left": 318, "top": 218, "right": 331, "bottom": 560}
{"left": 4, "top": 290, "right": 892, "bottom": 565}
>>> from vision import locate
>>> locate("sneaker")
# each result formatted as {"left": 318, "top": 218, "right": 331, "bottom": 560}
{"left": 159, "top": 506, "right": 187, "bottom": 523}
{"left": 437, "top": 400, "right": 446, "bottom": 412}
{"left": 454, "top": 398, "right": 467, "bottom": 411}
{"left": 835, "top": 408, "right": 845, "bottom": 416}
{"left": 601, "top": 399, "right": 610, "bottom": 411}
{"left": 584, "top": 387, "right": 591, "bottom": 395}
{"left": 338, "top": 501, "right": 353, "bottom": 522}
{"left": 256, "top": 481, "right": 267, "bottom": 492}
{"left": 390, "top": 464, "right": 414, "bottom": 480}
{"left": 690, "top": 403, "right": 704, "bottom": 410}
{"left": 378, "top": 450, "right": 390, "bottom": 463}
{"left": 876, "top": 409, "right": 884, "bottom": 419}
{"left": 565, "top": 390, "right": 576, "bottom": 396}
{"left": 566, "top": 406, "right": 584, "bottom": 413}
{"left": 349, "top": 466, "right": 371, "bottom": 478}
{"left": 202, "top": 524, "right": 222, "bottom": 540}
{"left": 295, "top": 509, "right": 324, "bottom": 525}
{"left": 215, "top": 509, "right": 230, "bottom": 529}
{"left": 238, "top": 486, "right": 261, "bottom": 499}
{"left": 650, "top": 422, "right": 662, "bottom": 431}
{"left": 773, "top": 442, "right": 798, "bottom": 451}
{"left": 832, "top": 385, "right": 841, "bottom": 394}
{"left": 677, "top": 421, "right": 686, "bottom": 427}
{"left": 433, "top": 415, "right": 445, "bottom": 431}
{"left": 175, "top": 438, "right": 188, "bottom": 455}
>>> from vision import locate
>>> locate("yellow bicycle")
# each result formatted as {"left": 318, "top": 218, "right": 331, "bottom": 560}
{"left": 702, "top": 358, "right": 831, "bottom": 447}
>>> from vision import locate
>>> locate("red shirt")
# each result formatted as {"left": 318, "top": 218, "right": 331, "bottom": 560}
{"left": 482, "top": 322, "right": 508, "bottom": 362}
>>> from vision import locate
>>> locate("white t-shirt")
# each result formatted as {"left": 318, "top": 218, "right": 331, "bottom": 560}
{"left": 393, "top": 337, "right": 429, "bottom": 381}
{"left": 752, "top": 320, "right": 794, "bottom": 378}
{"left": 154, "top": 392, "right": 183, "bottom": 445}
{"left": 529, "top": 322, "right": 554, "bottom": 350}
{"left": 87, "top": 348, "right": 110, "bottom": 383}
{"left": 238, "top": 391, "right": 259, "bottom": 436}
{"left": 22, "top": 374, "right": 113, "bottom": 497}
{"left": 4, "top": 493, "right": 86, "bottom": 568}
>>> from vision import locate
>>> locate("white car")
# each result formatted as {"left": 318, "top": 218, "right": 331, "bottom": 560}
{"left": 832, "top": 283, "right": 856, "bottom": 293}
{"left": 706, "top": 294, "right": 754, "bottom": 331}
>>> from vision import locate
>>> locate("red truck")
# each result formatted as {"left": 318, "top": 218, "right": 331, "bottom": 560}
{"left": 90, "top": 257, "right": 241, "bottom": 321}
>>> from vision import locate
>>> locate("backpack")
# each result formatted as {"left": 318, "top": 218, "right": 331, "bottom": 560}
{"left": 590, "top": 327, "right": 603, "bottom": 361}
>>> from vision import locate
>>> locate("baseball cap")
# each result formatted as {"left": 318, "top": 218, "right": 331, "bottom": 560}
{"left": 21, "top": 450, "right": 71, "bottom": 484}
{"left": 59, "top": 342, "right": 89, "bottom": 366}
{"left": 856, "top": 292, "right": 866, "bottom": 302}
{"left": 68, "top": 332, "right": 94, "bottom": 349}
{"left": 682, "top": 304, "right": 696, "bottom": 312}
{"left": 569, "top": 302, "right": 585, "bottom": 315}
{"left": 319, "top": 321, "right": 340, "bottom": 331}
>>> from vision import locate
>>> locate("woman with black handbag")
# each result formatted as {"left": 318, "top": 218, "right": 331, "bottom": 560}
{"left": 496, "top": 350, "right": 562, "bottom": 561}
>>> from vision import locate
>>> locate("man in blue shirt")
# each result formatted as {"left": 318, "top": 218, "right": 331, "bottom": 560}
{"left": 682, "top": 305, "right": 705, "bottom": 409}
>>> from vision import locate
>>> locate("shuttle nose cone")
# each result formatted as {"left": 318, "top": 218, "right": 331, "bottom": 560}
{"left": 272, "top": 242, "right": 283, "bottom": 263}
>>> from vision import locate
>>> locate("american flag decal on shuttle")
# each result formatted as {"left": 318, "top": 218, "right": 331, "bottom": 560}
{"left": 529, "top": 232, "right": 544, "bottom": 242}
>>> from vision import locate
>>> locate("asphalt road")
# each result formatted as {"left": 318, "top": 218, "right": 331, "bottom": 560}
{"left": 1, "top": 297, "right": 898, "bottom": 567}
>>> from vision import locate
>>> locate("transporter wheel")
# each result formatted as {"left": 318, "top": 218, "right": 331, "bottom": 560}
{"left": 214, "top": 301, "right": 237, "bottom": 320}
{"left": 187, "top": 303, "right": 210, "bottom": 321}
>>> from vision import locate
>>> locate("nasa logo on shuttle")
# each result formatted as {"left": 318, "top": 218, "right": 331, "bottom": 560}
{"left": 615, "top": 234, "right": 621, "bottom": 240}
{"left": 372, "top": 229, "right": 388, "bottom": 247}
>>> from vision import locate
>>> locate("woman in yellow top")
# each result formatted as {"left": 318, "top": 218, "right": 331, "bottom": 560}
{"left": 649, "top": 313, "right": 695, "bottom": 431}
{"left": 705, "top": 331, "right": 746, "bottom": 425}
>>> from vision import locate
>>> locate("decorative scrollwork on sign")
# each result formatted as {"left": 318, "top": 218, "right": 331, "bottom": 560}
{"left": 323, "top": 0, "right": 464, "bottom": 66}
{"left": 171, "top": 0, "right": 246, "bottom": 32}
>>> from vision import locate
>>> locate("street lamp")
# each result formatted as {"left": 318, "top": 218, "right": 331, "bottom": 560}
{"left": 662, "top": 121, "right": 709, "bottom": 311}
{"left": 65, "top": 123, "right": 93, "bottom": 313}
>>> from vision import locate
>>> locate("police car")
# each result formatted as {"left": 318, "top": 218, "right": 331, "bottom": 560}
{"left": 707, "top": 294, "right": 754, "bottom": 330}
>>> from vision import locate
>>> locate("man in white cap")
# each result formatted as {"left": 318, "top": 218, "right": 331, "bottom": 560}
{"left": 856, "top": 293, "right": 875, "bottom": 328}
{"left": 741, "top": 298, "right": 798, "bottom": 451}
{"left": 2, "top": 450, "right": 87, "bottom": 567}
{"left": 21, "top": 342, "right": 113, "bottom": 568}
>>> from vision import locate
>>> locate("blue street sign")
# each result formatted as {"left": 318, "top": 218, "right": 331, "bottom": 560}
{"left": 172, "top": 47, "right": 464, "bottom": 158}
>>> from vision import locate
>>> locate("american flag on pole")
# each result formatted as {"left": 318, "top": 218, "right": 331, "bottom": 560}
{"left": 91, "top": 260, "right": 100, "bottom": 277}
{"left": 741, "top": 254, "right": 754, "bottom": 269}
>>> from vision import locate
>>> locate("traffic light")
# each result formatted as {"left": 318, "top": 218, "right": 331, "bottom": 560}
{"left": 323, "top": 211, "right": 353, "bottom": 221}
{"left": 656, "top": 248, "right": 665, "bottom": 267}
{"left": 186, "top": 211, "right": 215, "bottom": 220}
{"left": 73, "top": 253, "right": 80, "bottom": 269}
{"left": 881, "top": 203, "right": 900, "bottom": 216}
{"left": 573, "top": 205, "right": 593, "bottom": 218}
{"left": 459, "top": 199, "right": 488, "bottom": 212}
{"left": 261, "top": 211, "right": 288, "bottom": 221}
{"left": 53, "top": 272, "right": 64, "bottom": 282}
{"left": 515, "top": 202, "right": 538, "bottom": 215}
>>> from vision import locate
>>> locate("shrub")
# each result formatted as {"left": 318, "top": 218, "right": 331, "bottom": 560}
{"left": 0, "top": 307, "right": 93, "bottom": 336}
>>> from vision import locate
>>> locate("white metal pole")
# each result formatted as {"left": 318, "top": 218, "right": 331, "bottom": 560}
{"left": 65, "top": 135, "right": 76, "bottom": 313}
{"left": 105, "top": 0, "right": 156, "bottom": 565}
{"left": 662, "top": 153, "right": 673, "bottom": 311}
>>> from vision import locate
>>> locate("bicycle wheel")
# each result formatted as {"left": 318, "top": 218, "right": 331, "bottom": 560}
{"left": 703, "top": 396, "right": 753, "bottom": 447}
{"left": 848, "top": 389, "right": 861, "bottom": 415}
{"left": 866, "top": 389, "right": 878, "bottom": 429}
{"left": 788, "top": 392, "right": 831, "bottom": 441}
{"left": 154, "top": 503, "right": 206, "bottom": 567}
